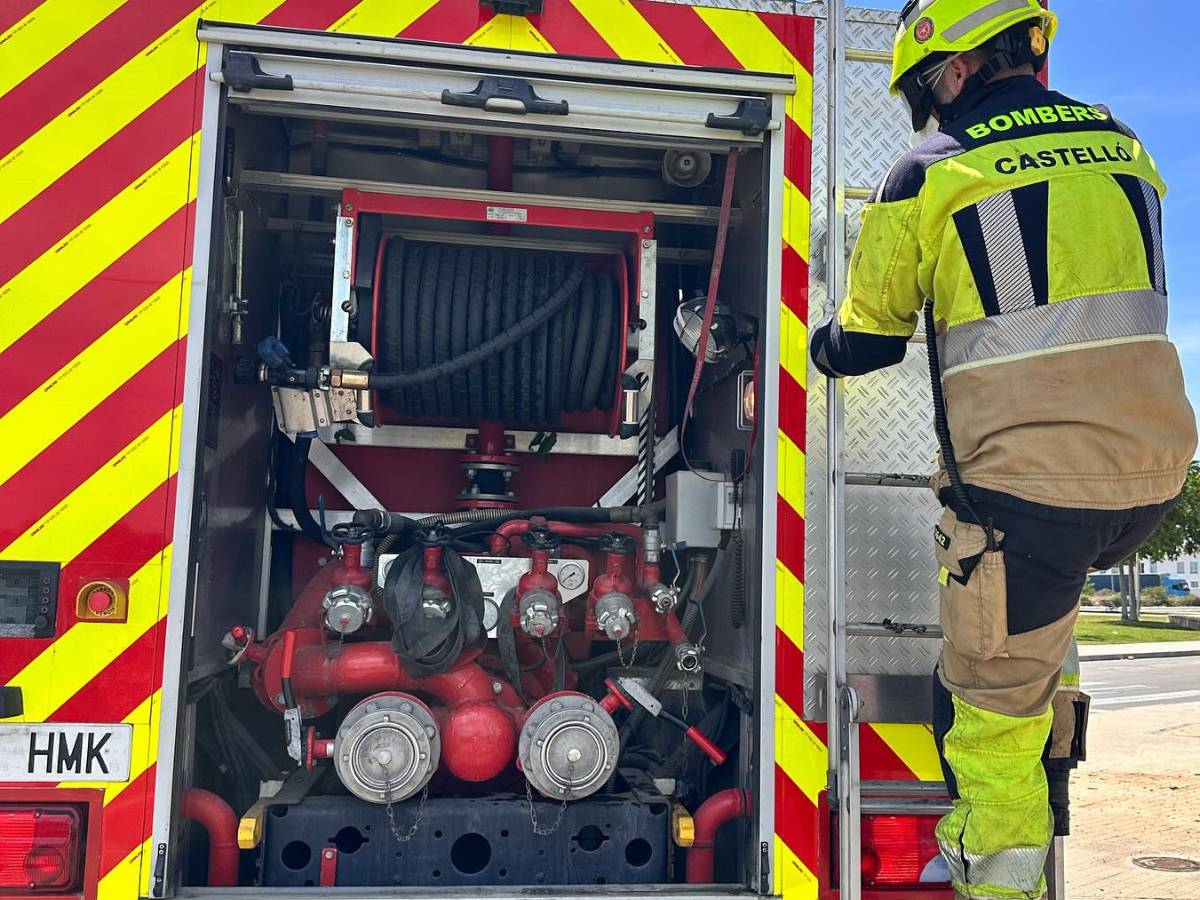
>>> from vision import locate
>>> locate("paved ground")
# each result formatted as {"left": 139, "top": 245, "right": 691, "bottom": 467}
{"left": 1081, "top": 656, "right": 1200, "bottom": 708}
{"left": 1066, "top": 657, "right": 1200, "bottom": 899}
{"left": 1078, "top": 640, "right": 1200, "bottom": 661}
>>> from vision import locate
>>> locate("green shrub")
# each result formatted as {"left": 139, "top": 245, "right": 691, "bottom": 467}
{"left": 1140, "top": 585, "right": 1170, "bottom": 607}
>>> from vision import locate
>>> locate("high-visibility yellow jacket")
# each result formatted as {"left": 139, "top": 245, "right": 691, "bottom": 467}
{"left": 811, "top": 75, "right": 1196, "bottom": 517}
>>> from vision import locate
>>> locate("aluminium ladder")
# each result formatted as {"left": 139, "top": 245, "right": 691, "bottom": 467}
{"left": 820, "top": 3, "right": 1066, "bottom": 897}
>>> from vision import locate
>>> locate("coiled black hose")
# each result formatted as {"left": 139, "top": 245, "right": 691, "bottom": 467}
{"left": 729, "top": 531, "right": 746, "bottom": 629}
{"left": 374, "top": 239, "right": 622, "bottom": 425}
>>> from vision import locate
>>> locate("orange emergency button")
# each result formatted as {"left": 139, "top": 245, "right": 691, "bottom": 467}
{"left": 75, "top": 579, "right": 128, "bottom": 622}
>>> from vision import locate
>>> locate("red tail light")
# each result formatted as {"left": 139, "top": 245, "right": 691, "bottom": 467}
{"left": 0, "top": 805, "right": 84, "bottom": 894}
{"left": 861, "top": 814, "right": 949, "bottom": 890}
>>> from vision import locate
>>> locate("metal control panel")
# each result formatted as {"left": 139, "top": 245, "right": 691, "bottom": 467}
{"left": 0, "top": 561, "right": 60, "bottom": 639}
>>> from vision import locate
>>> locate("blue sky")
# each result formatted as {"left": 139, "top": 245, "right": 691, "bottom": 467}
{"left": 872, "top": 0, "right": 1200, "bottom": 410}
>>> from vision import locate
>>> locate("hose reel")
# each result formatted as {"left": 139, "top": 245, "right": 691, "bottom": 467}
{"left": 374, "top": 238, "right": 627, "bottom": 427}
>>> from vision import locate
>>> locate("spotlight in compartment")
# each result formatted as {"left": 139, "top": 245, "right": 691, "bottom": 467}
{"left": 661, "top": 149, "right": 712, "bottom": 188}
{"left": 673, "top": 296, "right": 755, "bottom": 362}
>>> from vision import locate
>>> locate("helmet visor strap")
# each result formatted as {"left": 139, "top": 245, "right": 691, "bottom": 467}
{"left": 899, "top": 55, "right": 956, "bottom": 132}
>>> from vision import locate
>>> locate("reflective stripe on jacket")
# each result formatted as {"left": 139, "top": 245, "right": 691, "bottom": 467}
{"left": 811, "top": 75, "right": 1197, "bottom": 513}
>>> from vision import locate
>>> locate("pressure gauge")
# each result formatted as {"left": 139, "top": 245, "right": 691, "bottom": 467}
{"left": 556, "top": 561, "right": 586, "bottom": 591}
{"left": 482, "top": 597, "right": 501, "bottom": 632}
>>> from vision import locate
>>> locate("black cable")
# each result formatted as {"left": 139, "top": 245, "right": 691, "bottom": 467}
{"left": 923, "top": 301, "right": 993, "bottom": 544}
{"left": 289, "top": 436, "right": 336, "bottom": 548}
{"left": 267, "top": 435, "right": 301, "bottom": 535}
{"left": 497, "top": 588, "right": 527, "bottom": 704}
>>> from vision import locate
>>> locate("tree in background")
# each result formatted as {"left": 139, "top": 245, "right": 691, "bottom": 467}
{"left": 1138, "top": 461, "right": 1200, "bottom": 562}
{"left": 1121, "top": 461, "right": 1200, "bottom": 622}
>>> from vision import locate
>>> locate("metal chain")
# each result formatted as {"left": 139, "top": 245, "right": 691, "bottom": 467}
{"left": 384, "top": 785, "right": 428, "bottom": 843}
{"left": 380, "top": 754, "right": 428, "bottom": 843}
{"left": 525, "top": 760, "right": 575, "bottom": 836}
{"left": 616, "top": 629, "right": 640, "bottom": 668}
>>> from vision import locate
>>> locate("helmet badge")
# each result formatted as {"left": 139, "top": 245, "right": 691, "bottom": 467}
{"left": 914, "top": 16, "right": 935, "bottom": 44}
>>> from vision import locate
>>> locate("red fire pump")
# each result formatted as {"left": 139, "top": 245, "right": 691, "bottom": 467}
{"left": 226, "top": 496, "right": 721, "bottom": 806}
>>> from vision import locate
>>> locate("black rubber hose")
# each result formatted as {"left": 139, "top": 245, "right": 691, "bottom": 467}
{"left": 546, "top": 255, "right": 567, "bottom": 421}
{"left": 401, "top": 240, "right": 424, "bottom": 415}
{"left": 730, "top": 531, "right": 746, "bottom": 629}
{"left": 531, "top": 256, "right": 550, "bottom": 422}
{"left": 500, "top": 251, "right": 520, "bottom": 423}
{"left": 598, "top": 275, "right": 620, "bottom": 412}
{"left": 449, "top": 246, "right": 472, "bottom": 417}
{"left": 517, "top": 253, "right": 536, "bottom": 423}
{"left": 371, "top": 256, "right": 588, "bottom": 389}
{"left": 416, "top": 243, "right": 442, "bottom": 414}
{"left": 289, "top": 436, "right": 335, "bottom": 549}
{"left": 465, "top": 248, "right": 487, "bottom": 420}
{"left": 355, "top": 504, "right": 643, "bottom": 531}
{"left": 379, "top": 237, "right": 407, "bottom": 413}
{"left": 433, "top": 247, "right": 458, "bottom": 416}
{"left": 566, "top": 272, "right": 595, "bottom": 412}
{"left": 581, "top": 272, "right": 613, "bottom": 410}
{"left": 371, "top": 244, "right": 619, "bottom": 429}
{"left": 483, "top": 248, "right": 503, "bottom": 419}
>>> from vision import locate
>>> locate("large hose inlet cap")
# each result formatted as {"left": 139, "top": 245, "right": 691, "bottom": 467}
{"left": 334, "top": 693, "right": 440, "bottom": 804}
{"left": 518, "top": 692, "right": 619, "bottom": 800}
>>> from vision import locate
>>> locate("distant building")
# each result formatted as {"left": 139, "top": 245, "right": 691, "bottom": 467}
{"left": 1096, "top": 554, "right": 1200, "bottom": 594}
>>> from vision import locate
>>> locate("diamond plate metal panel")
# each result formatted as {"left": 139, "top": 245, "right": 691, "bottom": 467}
{"left": 650, "top": 0, "right": 801, "bottom": 12}
{"left": 804, "top": 7, "right": 943, "bottom": 721}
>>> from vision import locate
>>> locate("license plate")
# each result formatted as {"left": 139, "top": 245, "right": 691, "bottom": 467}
{"left": 0, "top": 723, "right": 133, "bottom": 782}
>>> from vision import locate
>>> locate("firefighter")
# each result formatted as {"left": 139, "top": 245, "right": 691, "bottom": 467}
{"left": 810, "top": 1, "right": 1197, "bottom": 897}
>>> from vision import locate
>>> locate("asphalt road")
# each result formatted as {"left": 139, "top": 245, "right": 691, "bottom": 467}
{"left": 1081, "top": 656, "right": 1200, "bottom": 709}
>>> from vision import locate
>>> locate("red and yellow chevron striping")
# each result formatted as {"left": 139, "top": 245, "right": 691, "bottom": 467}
{"left": 0, "top": 2, "right": 938, "bottom": 896}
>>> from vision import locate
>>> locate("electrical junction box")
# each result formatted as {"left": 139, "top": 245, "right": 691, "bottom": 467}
{"left": 662, "top": 471, "right": 735, "bottom": 549}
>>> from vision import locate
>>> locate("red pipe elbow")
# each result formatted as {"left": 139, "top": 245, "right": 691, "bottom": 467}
{"left": 438, "top": 700, "right": 519, "bottom": 782}
{"left": 282, "top": 640, "right": 525, "bottom": 710}
{"left": 686, "top": 788, "right": 753, "bottom": 884}
{"left": 180, "top": 788, "right": 239, "bottom": 887}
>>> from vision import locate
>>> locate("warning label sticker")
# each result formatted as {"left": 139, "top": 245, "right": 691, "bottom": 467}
{"left": 486, "top": 206, "right": 528, "bottom": 222}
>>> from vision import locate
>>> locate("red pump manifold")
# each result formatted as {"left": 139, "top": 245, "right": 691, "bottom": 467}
{"left": 251, "top": 620, "right": 529, "bottom": 782}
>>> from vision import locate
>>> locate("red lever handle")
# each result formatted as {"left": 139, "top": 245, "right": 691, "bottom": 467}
{"left": 685, "top": 726, "right": 727, "bottom": 766}
{"left": 601, "top": 678, "right": 634, "bottom": 714}
{"left": 280, "top": 630, "right": 297, "bottom": 681}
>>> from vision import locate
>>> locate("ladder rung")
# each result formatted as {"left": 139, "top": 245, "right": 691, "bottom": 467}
{"left": 862, "top": 780, "right": 948, "bottom": 796}
{"left": 862, "top": 796, "right": 954, "bottom": 815}
{"left": 845, "top": 472, "right": 932, "bottom": 488}
{"left": 847, "top": 621, "right": 942, "bottom": 639}
{"left": 846, "top": 47, "right": 892, "bottom": 65}
{"left": 861, "top": 780, "right": 953, "bottom": 815}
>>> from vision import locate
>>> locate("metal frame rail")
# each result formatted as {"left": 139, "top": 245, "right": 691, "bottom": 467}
{"left": 822, "top": 3, "right": 860, "bottom": 897}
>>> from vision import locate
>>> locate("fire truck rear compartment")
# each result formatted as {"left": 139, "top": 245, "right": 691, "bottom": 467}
{"left": 175, "top": 85, "right": 773, "bottom": 894}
